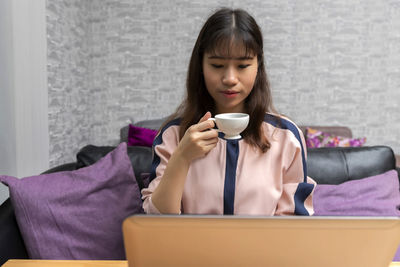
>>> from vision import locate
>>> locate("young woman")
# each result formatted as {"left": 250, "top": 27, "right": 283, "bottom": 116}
{"left": 141, "top": 8, "right": 316, "bottom": 215}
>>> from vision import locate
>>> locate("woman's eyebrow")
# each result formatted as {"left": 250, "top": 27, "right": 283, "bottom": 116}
{"left": 207, "top": 55, "right": 254, "bottom": 60}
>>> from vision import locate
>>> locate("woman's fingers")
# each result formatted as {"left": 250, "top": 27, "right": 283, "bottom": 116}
{"left": 200, "top": 128, "right": 219, "bottom": 139}
{"left": 202, "top": 138, "right": 219, "bottom": 147}
{"left": 198, "top": 111, "right": 212, "bottom": 123}
{"left": 198, "top": 139, "right": 219, "bottom": 153}
{"left": 195, "top": 112, "right": 215, "bottom": 132}
{"left": 194, "top": 119, "right": 215, "bottom": 133}
{"left": 177, "top": 112, "right": 219, "bottom": 162}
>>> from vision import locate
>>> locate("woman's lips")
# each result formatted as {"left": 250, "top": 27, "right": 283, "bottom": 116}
{"left": 221, "top": 90, "right": 239, "bottom": 98}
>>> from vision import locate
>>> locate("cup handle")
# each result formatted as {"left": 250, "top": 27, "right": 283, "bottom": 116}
{"left": 207, "top": 118, "right": 221, "bottom": 132}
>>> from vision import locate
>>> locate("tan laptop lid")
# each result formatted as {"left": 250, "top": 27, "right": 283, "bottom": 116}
{"left": 123, "top": 215, "right": 400, "bottom": 267}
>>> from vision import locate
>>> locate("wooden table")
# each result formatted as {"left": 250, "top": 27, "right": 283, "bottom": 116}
{"left": 2, "top": 260, "right": 127, "bottom": 267}
{"left": 2, "top": 260, "right": 400, "bottom": 267}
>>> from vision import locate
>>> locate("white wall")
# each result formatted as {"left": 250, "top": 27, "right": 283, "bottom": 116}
{"left": 0, "top": 0, "right": 17, "bottom": 204}
{"left": 0, "top": 0, "right": 48, "bottom": 204}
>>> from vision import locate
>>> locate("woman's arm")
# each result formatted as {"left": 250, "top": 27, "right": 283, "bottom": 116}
{"left": 145, "top": 112, "right": 219, "bottom": 214}
{"left": 274, "top": 124, "right": 316, "bottom": 216}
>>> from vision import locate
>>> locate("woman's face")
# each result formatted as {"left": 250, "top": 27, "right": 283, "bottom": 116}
{"left": 202, "top": 43, "right": 258, "bottom": 114}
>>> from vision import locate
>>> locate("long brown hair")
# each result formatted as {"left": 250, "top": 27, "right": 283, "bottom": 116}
{"left": 168, "top": 8, "right": 276, "bottom": 152}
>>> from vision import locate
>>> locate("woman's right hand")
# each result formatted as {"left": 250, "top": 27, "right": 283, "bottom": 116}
{"left": 175, "top": 111, "right": 219, "bottom": 163}
{"left": 149, "top": 111, "right": 219, "bottom": 214}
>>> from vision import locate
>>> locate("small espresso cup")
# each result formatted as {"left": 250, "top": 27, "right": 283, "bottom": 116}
{"left": 208, "top": 113, "right": 249, "bottom": 139}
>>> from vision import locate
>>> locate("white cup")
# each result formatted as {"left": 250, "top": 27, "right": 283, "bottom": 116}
{"left": 208, "top": 113, "right": 250, "bottom": 140}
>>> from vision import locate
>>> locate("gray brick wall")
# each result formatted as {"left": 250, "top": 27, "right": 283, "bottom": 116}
{"left": 47, "top": 0, "right": 400, "bottom": 167}
{"left": 47, "top": 0, "right": 92, "bottom": 168}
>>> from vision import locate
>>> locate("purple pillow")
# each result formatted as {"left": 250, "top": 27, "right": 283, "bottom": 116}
{"left": 313, "top": 169, "right": 400, "bottom": 260}
{"left": 127, "top": 124, "right": 158, "bottom": 147}
{"left": 0, "top": 142, "right": 143, "bottom": 260}
{"left": 313, "top": 170, "right": 400, "bottom": 216}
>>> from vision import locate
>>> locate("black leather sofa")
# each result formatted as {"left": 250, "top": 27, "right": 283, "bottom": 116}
{"left": 1, "top": 143, "right": 399, "bottom": 264}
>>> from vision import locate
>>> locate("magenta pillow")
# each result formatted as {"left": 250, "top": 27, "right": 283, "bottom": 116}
{"left": 127, "top": 124, "right": 158, "bottom": 147}
{"left": 306, "top": 127, "right": 366, "bottom": 148}
{"left": 0, "top": 142, "right": 143, "bottom": 260}
{"left": 313, "top": 169, "right": 400, "bottom": 261}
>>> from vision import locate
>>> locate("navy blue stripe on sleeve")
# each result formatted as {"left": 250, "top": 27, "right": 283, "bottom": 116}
{"left": 294, "top": 182, "right": 314, "bottom": 215}
{"left": 263, "top": 114, "right": 307, "bottom": 182}
{"left": 264, "top": 114, "right": 314, "bottom": 215}
{"left": 224, "top": 139, "right": 240, "bottom": 215}
{"left": 149, "top": 118, "right": 181, "bottom": 182}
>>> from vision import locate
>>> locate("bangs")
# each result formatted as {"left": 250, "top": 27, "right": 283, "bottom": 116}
{"left": 204, "top": 30, "right": 260, "bottom": 58}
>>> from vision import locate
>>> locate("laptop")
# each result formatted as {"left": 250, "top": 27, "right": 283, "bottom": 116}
{"left": 122, "top": 215, "right": 400, "bottom": 267}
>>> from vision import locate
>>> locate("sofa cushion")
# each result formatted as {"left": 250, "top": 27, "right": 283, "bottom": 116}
{"left": 307, "top": 146, "right": 397, "bottom": 185}
{"left": 127, "top": 124, "right": 157, "bottom": 147}
{"left": 0, "top": 143, "right": 143, "bottom": 260}
{"left": 133, "top": 117, "right": 168, "bottom": 130}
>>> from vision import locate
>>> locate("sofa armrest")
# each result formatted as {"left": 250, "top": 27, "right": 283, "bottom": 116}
{"left": 41, "top": 162, "right": 77, "bottom": 174}
{"left": 0, "top": 199, "right": 29, "bottom": 265}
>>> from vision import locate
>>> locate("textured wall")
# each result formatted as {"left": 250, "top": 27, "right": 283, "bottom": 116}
{"left": 47, "top": 0, "right": 400, "bottom": 167}
{"left": 47, "top": 0, "right": 92, "bottom": 167}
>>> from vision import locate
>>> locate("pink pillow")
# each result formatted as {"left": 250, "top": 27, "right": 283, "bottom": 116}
{"left": 127, "top": 124, "right": 158, "bottom": 147}
{"left": 306, "top": 127, "right": 366, "bottom": 148}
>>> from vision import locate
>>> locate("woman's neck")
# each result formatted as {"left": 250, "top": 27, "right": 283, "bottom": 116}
{"left": 215, "top": 104, "right": 245, "bottom": 114}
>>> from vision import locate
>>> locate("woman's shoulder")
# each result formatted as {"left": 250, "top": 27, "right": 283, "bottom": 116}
{"left": 262, "top": 113, "right": 304, "bottom": 145}
{"left": 159, "top": 117, "right": 181, "bottom": 132}
{"left": 153, "top": 117, "right": 182, "bottom": 146}
{"left": 262, "top": 113, "right": 300, "bottom": 129}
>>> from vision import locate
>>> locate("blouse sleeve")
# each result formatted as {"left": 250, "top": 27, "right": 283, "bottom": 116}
{"left": 274, "top": 127, "right": 316, "bottom": 216}
{"left": 141, "top": 125, "right": 180, "bottom": 214}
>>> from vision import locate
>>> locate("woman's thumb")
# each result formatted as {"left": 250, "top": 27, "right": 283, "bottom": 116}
{"left": 198, "top": 111, "right": 212, "bottom": 123}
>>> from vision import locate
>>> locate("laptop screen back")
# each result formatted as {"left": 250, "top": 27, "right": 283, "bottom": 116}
{"left": 123, "top": 215, "right": 400, "bottom": 267}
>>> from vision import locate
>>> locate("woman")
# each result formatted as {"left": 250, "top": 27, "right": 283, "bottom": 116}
{"left": 141, "top": 8, "right": 316, "bottom": 215}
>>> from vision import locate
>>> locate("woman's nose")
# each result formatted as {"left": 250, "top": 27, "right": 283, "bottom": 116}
{"left": 222, "top": 67, "right": 239, "bottom": 86}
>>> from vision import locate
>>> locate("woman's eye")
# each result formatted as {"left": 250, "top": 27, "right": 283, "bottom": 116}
{"left": 211, "top": 64, "right": 223, "bottom": 68}
{"left": 238, "top": 64, "right": 251, "bottom": 69}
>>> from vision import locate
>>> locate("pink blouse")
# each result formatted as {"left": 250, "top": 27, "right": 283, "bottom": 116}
{"left": 142, "top": 113, "right": 316, "bottom": 215}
